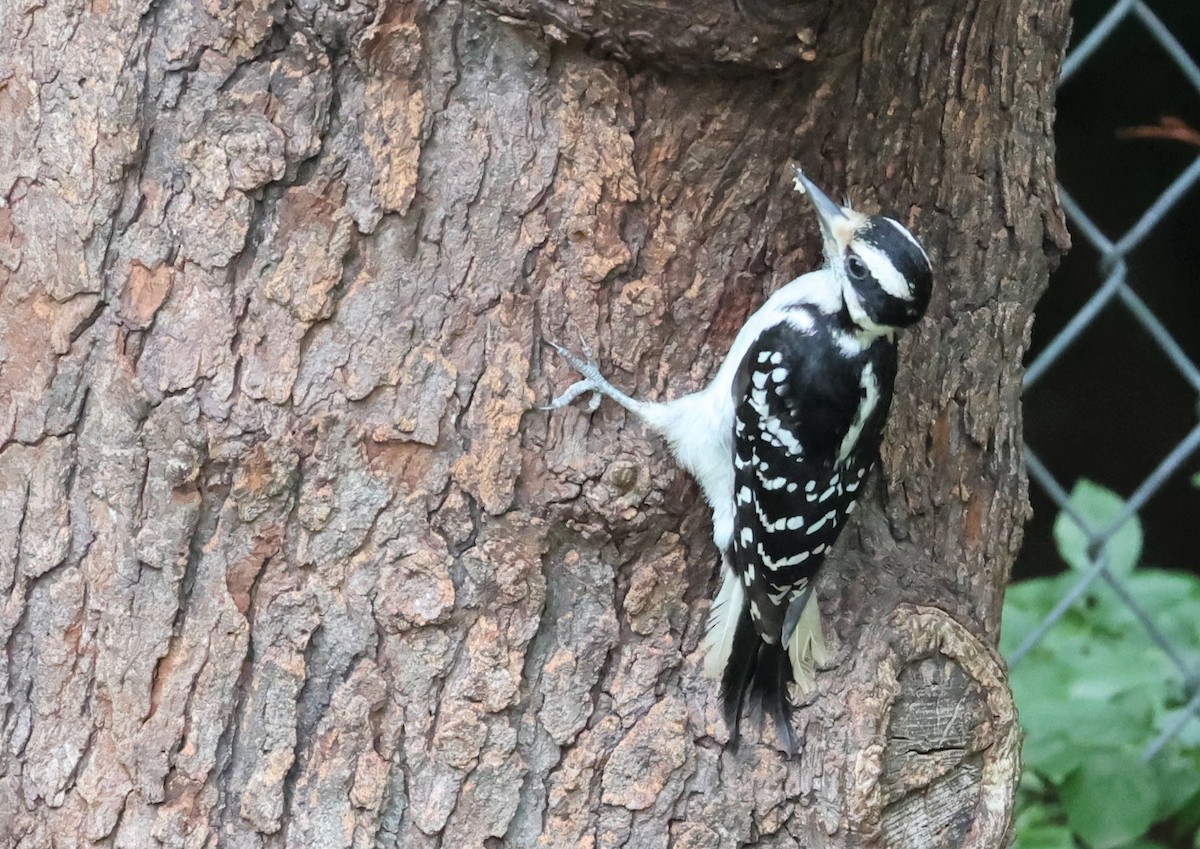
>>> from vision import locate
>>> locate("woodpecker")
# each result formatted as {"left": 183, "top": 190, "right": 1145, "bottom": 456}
{"left": 543, "top": 165, "right": 933, "bottom": 753}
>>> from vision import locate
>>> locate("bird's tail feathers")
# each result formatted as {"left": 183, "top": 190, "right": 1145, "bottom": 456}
{"left": 702, "top": 566, "right": 744, "bottom": 678}
{"left": 752, "top": 639, "right": 799, "bottom": 755}
{"left": 707, "top": 584, "right": 827, "bottom": 755}
{"left": 784, "top": 590, "right": 828, "bottom": 692}
{"left": 717, "top": 605, "right": 758, "bottom": 749}
{"left": 708, "top": 604, "right": 800, "bottom": 754}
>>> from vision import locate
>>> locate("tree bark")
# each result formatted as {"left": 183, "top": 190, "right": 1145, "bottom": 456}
{"left": 0, "top": 0, "right": 1070, "bottom": 847}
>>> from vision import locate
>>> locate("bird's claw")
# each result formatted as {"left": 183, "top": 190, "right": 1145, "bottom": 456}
{"left": 542, "top": 339, "right": 605, "bottom": 412}
{"left": 540, "top": 378, "right": 602, "bottom": 412}
{"left": 548, "top": 341, "right": 594, "bottom": 378}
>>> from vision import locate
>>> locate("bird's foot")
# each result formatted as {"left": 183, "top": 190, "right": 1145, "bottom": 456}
{"left": 541, "top": 336, "right": 652, "bottom": 419}
{"left": 541, "top": 340, "right": 607, "bottom": 412}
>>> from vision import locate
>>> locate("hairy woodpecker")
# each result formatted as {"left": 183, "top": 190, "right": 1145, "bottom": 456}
{"left": 543, "top": 165, "right": 933, "bottom": 753}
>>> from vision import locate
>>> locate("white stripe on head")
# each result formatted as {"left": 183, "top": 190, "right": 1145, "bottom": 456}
{"left": 855, "top": 242, "right": 913, "bottom": 300}
{"left": 884, "top": 217, "right": 930, "bottom": 265}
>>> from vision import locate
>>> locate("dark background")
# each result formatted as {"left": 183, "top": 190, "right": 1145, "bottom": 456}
{"left": 1016, "top": 0, "right": 1200, "bottom": 579}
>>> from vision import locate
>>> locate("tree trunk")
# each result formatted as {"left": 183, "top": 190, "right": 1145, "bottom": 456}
{"left": 0, "top": 0, "right": 1070, "bottom": 847}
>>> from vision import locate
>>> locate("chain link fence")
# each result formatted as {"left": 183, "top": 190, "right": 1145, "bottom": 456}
{"left": 1011, "top": 0, "right": 1200, "bottom": 767}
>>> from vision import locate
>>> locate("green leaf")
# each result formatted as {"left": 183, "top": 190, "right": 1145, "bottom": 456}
{"left": 1169, "top": 784, "right": 1200, "bottom": 837}
{"left": 1122, "top": 571, "right": 1200, "bottom": 650}
{"left": 1163, "top": 713, "right": 1200, "bottom": 749}
{"left": 1018, "top": 770, "right": 1048, "bottom": 797}
{"left": 1014, "top": 823, "right": 1077, "bottom": 849}
{"left": 1150, "top": 749, "right": 1200, "bottom": 822}
{"left": 1006, "top": 477, "right": 1200, "bottom": 849}
{"left": 1014, "top": 802, "right": 1075, "bottom": 849}
{"left": 1061, "top": 751, "right": 1159, "bottom": 849}
{"left": 1001, "top": 576, "right": 1074, "bottom": 655}
{"left": 1053, "top": 480, "right": 1143, "bottom": 576}
{"left": 1067, "top": 643, "right": 1176, "bottom": 704}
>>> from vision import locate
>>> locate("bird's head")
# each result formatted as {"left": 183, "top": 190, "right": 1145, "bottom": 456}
{"left": 791, "top": 165, "right": 933, "bottom": 335}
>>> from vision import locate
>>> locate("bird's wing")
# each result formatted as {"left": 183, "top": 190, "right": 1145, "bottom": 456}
{"left": 729, "top": 319, "right": 865, "bottom": 642}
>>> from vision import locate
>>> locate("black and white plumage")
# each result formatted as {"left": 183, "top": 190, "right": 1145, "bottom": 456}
{"left": 544, "top": 165, "right": 933, "bottom": 753}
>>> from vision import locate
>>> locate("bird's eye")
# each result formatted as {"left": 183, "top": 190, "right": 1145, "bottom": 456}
{"left": 846, "top": 255, "right": 868, "bottom": 280}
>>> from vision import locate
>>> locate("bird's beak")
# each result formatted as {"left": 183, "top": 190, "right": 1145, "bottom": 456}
{"left": 791, "top": 165, "right": 853, "bottom": 257}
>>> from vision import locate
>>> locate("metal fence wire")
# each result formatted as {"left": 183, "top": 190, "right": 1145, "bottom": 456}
{"left": 1010, "top": 0, "right": 1200, "bottom": 762}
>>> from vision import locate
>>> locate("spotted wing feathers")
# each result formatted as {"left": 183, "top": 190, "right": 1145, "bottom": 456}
{"left": 714, "top": 317, "right": 896, "bottom": 751}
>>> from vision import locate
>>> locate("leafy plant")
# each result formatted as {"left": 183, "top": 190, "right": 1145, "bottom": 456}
{"left": 1002, "top": 480, "right": 1200, "bottom": 849}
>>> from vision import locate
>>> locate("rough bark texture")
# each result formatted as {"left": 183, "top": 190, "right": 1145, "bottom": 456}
{"left": 0, "top": 0, "right": 1070, "bottom": 847}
